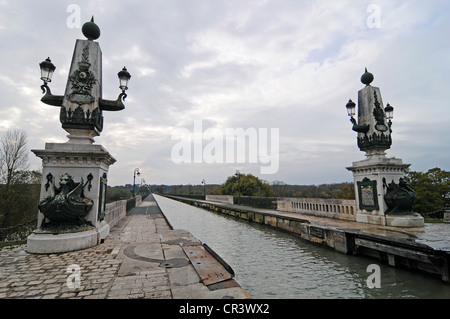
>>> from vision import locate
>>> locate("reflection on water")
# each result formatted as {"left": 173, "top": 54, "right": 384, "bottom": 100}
{"left": 154, "top": 195, "right": 450, "bottom": 299}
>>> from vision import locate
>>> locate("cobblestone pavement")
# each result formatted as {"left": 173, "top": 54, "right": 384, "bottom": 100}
{"left": 0, "top": 239, "right": 120, "bottom": 299}
{"left": 0, "top": 197, "right": 250, "bottom": 299}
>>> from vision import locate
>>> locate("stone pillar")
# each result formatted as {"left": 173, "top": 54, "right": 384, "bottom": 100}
{"left": 61, "top": 39, "right": 103, "bottom": 144}
{"left": 345, "top": 70, "right": 423, "bottom": 228}
{"left": 27, "top": 18, "right": 128, "bottom": 253}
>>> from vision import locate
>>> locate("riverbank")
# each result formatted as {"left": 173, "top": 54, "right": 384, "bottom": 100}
{"left": 0, "top": 195, "right": 250, "bottom": 299}
{"left": 161, "top": 195, "right": 450, "bottom": 284}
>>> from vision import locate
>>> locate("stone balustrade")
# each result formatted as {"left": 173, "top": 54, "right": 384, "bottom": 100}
{"left": 205, "top": 195, "right": 234, "bottom": 204}
{"left": 277, "top": 197, "right": 357, "bottom": 221}
{"left": 104, "top": 195, "right": 142, "bottom": 228}
{"left": 104, "top": 200, "right": 127, "bottom": 228}
{"left": 204, "top": 194, "right": 356, "bottom": 222}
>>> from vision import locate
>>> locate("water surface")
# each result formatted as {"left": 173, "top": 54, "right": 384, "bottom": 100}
{"left": 154, "top": 195, "right": 450, "bottom": 299}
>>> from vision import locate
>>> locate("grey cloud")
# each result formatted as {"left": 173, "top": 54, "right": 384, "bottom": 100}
{"left": 1, "top": 1, "right": 449, "bottom": 186}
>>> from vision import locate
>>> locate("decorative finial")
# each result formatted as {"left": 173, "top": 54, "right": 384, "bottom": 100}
{"left": 361, "top": 67, "right": 374, "bottom": 86}
{"left": 82, "top": 16, "right": 101, "bottom": 41}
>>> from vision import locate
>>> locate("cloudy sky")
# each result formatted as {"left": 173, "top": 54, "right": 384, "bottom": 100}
{"left": 1, "top": 0, "right": 449, "bottom": 187}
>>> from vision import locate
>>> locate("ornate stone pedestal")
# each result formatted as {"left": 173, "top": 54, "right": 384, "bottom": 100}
{"left": 347, "top": 153, "right": 405, "bottom": 225}
{"left": 26, "top": 143, "right": 115, "bottom": 254}
{"left": 347, "top": 153, "right": 424, "bottom": 228}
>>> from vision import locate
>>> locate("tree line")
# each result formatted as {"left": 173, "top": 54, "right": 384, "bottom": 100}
{"left": 404, "top": 167, "right": 450, "bottom": 217}
{"left": 165, "top": 170, "right": 450, "bottom": 216}
{"left": 166, "top": 174, "right": 355, "bottom": 200}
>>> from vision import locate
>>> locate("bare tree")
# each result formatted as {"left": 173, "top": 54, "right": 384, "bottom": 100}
{"left": 0, "top": 130, "right": 32, "bottom": 227}
{"left": 0, "top": 129, "right": 29, "bottom": 189}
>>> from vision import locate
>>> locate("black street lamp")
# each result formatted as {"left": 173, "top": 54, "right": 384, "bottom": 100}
{"left": 118, "top": 67, "right": 132, "bottom": 99}
{"left": 384, "top": 103, "right": 394, "bottom": 131}
{"left": 133, "top": 168, "right": 140, "bottom": 197}
{"left": 235, "top": 170, "right": 241, "bottom": 205}
{"left": 39, "top": 57, "right": 56, "bottom": 86}
{"left": 201, "top": 179, "right": 206, "bottom": 198}
{"left": 345, "top": 99, "right": 356, "bottom": 119}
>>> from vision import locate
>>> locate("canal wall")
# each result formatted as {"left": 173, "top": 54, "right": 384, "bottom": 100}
{"left": 162, "top": 195, "right": 450, "bottom": 284}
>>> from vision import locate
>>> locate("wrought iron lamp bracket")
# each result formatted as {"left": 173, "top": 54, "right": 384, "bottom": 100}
{"left": 99, "top": 92, "right": 126, "bottom": 111}
{"left": 350, "top": 117, "right": 370, "bottom": 134}
{"left": 40, "top": 83, "right": 64, "bottom": 107}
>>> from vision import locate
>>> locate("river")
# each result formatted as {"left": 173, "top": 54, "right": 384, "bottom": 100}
{"left": 153, "top": 194, "right": 450, "bottom": 299}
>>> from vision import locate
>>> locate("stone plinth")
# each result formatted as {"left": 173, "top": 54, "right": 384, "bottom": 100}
{"left": 27, "top": 143, "right": 115, "bottom": 254}
{"left": 27, "top": 224, "right": 105, "bottom": 254}
{"left": 386, "top": 214, "right": 425, "bottom": 228}
{"left": 347, "top": 154, "right": 424, "bottom": 228}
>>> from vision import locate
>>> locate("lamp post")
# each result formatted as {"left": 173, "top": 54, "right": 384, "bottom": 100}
{"left": 28, "top": 17, "right": 132, "bottom": 253}
{"left": 118, "top": 67, "right": 132, "bottom": 99}
{"left": 39, "top": 57, "right": 56, "bottom": 87}
{"left": 141, "top": 178, "right": 145, "bottom": 195}
{"left": 345, "top": 68, "right": 393, "bottom": 155}
{"left": 38, "top": 17, "right": 131, "bottom": 144}
{"left": 345, "top": 99, "right": 356, "bottom": 121}
{"left": 201, "top": 179, "right": 206, "bottom": 198}
{"left": 235, "top": 170, "right": 241, "bottom": 205}
{"left": 133, "top": 168, "right": 140, "bottom": 197}
{"left": 344, "top": 69, "right": 422, "bottom": 228}
{"left": 384, "top": 103, "right": 394, "bottom": 132}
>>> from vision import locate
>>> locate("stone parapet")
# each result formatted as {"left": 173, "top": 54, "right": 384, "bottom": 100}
{"left": 277, "top": 197, "right": 357, "bottom": 221}
{"left": 205, "top": 195, "right": 234, "bottom": 204}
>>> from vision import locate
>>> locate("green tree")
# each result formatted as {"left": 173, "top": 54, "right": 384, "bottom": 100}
{"left": 330, "top": 182, "right": 355, "bottom": 199}
{"left": 220, "top": 174, "right": 274, "bottom": 197}
{"left": 290, "top": 183, "right": 355, "bottom": 199}
{"left": 405, "top": 168, "right": 450, "bottom": 215}
{"left": 106, "top": 186, "right": 132, "bottom": 203}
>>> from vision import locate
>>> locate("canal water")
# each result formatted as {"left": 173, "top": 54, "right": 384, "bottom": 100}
{"left": 153, "top": 195, "right": 450, "bottom": 299}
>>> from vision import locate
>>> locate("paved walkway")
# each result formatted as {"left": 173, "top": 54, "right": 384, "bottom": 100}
{"left": 0, "top": 195, "right": 250, "bottom": 299}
